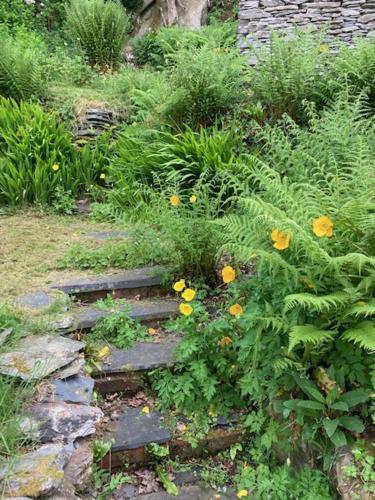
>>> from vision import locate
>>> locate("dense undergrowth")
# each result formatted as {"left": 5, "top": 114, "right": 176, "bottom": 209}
{"left": 0, "top": 0, "right": 374, "bottom": 497}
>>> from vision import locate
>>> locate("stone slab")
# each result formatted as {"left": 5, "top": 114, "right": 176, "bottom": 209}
{"left": 14, "top": 290, "right": 55, "bottom": 310}
{"left": 109, "top": 407, "right": 172, "bottom": 452}
{"left": 0, "top": 335, "right": 84, "bottom": 380}
{"left": 51, "top": 266, "right": 166, "bottom": 296}
{"left": 20, "top": 401, "right": 103, "bottom": 443}
{"left": 52, "top": 374, "right": 94, "bottom": 405}
{"left": 137, "top": 486, "right": 235, "bottom": 500}
{"left": 0, "top": 443, "right": 72, "bottom": 498}
{"left": 73, "top": 299, "right": 179, "bottom": 330}
{"left": 94, "top": 339, "right": 180, "bottom": 376}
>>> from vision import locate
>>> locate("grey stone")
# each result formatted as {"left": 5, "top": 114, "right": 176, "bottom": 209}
{"left": 136, "top": 486, "right": 235, "bottom": 500}
{"left": 94, "top": 339, "right": 180, "bottom": 376}
{"left": 50, "top": 314, "right": 74, "bottom": 331}
{"left": 0, "top": 443, "right": 72, "bottom": 498}
{"left": 64, "top": 439, "right": 93, "bottom": 492}
{"left": 110, "top": 407, "right": 171, "bottom": 451}
{"left": 15, "top": 290, "right": 55, "bottom": 310}
{"left": 56, "top": 356, "right": 85, "bottom": 380}
{"left": 0, "top": 335, "right": 84, "bottom": 380}
{"left": 73, "top": 299, "right": 179, "bottom": 330}
{"left": 335, "top": 446, "right": 372, "bottom": 500}
{"left": 51, "top": 266, "right": 166, "bottom": 296}
{"left": 20, "top": 401, "right": 103, "bottom": 443}
{"left": 52, "top": 374, "right": 94, "bottom": 405}
{"left": 360, "top": 13, "right": 375, "bottom": 22}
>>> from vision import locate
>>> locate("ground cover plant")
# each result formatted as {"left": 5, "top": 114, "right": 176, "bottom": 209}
{"left": 0, "top": 4, "right": 374, "bottom": 497}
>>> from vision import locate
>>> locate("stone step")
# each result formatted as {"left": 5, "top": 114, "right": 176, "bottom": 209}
{"left": 100, "top": 408, "right": 245, "bottom": 469}
{"left": 93, "top": 339, "right": 180, "bottom": 394}
{"left": 72, "top": 298, "right": 179, "bottom": 332}
{"left": 51, "top": 266, "right": 169, "bottom": 302}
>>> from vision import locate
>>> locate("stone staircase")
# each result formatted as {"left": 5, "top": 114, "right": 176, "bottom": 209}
{"left": 0, "top": 266, "right": 244, "bottom": 498}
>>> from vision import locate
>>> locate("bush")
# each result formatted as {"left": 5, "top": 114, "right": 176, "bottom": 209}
{"left": 0, "top": 30, "right": 46, "bottom": 101}
{"left": 0, "top": 0, "right": 33, "bottom": 30}
{"left": 249, "top": 30, "right": 331, "bottom": 122}
{"left": 0, "top": 98, "right": 105, "bottom": 205}
{"left": 66, "top": 0, "right": 129, "bottom": 70}
{"left": 163, "top": 45, "right": 248, "bottom": 128}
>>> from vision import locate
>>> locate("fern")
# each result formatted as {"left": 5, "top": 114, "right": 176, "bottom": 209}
{"left": 288, "top": 325, "right": 336, "bottom": 352}
{"left": 342, "top": 321, "right": 375, "bottom": 351}
{"left": 284, "top": 292, "right": 352, "bottom": 314}
{"left": 343, "top": 300, "right": 375, "bottom": 319}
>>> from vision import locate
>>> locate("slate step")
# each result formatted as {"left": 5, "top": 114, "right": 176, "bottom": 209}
{"left": 72, "top": 298, "right": 179, "bottom": 331}
{"left": 93, "top": 339, "right": 180, "bottom": 394}
{"left": 51, "top": 266, "right": 169, "bottom": 302}
{"left": 101, "top": 408, "right": 245, "bottom": 469}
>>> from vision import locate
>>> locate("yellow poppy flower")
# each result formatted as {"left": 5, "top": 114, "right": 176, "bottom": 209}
{"left": 319, "top": 44, "right": 329, "bottom": 53}
{"left": 173, "top": 279, "right": 186, "bottom": 292}
{"left": 271, "top": 229, "right": 291, "bottom": 250}
{"left": 148, "top": 327, "right": 156, "bottom": 335}
{"left": 179, "top": 303, "right": 193, "bottom": 316}
{"left": 218, "top": 336, "right": 232, "bottom": 347}
{"left": 312, "top": 216, "right": 333, "bottom": 237}
{"left": 190, "top": 194, "right": 197, "bottom": 203}
{"left": 97, "top": 346, "right": 110, "bottom": 359}
{"left": 221, "top": 265, "right": 236, "bottom": 284}
{"left": 99, "top": 173, "right": 106, "bottom": 179}
{"left": 170, "top": 194, "right": 180, "bottom": 207}
{"left": 52, "top": 163, "right": 60, "bottom": 172}
{"left": 229, "top": 303, "right": 243, "bottom": 317}
{"left": 181, "top": 288, "right": 196, "bottom": 302}
{"left": 141, "top": 406, "right": 150, "bottom": 415}
{"left": 237, "top": 490, "right": 248, "bottom": 498}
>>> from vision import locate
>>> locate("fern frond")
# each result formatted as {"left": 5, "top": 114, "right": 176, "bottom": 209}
{"left": 289, "top": 324, "right": 336, "bottom": 352}
{"left": 284, "top": 292, "right": 352, "bottom": 313}
{"left": 343, "top": 300, "right": 375, "bottom": 319}
{"left": 342, "top": 321, "right": 375, "bottom": 350}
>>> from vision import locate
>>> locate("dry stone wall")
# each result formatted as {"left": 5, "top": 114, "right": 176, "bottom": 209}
{"left": 238, "top": 0, "right": 375, "bottom": 55}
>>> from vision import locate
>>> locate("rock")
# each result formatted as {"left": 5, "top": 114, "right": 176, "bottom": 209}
{"left": 56, "top": 356, "right": 85, "bottom": 380}
{"left": 335, "top": 446, "right": 372, "bottom": 500}
{"left": 15, "top": 290, "right": 55, "bottom": 310}
{"left": 51, "top": 374, "right": 94, "bottom": 405}
{"left": 137, "top": 485, "right": 235, "bottom": 500}
{"left": 20, "top": 401, "right": 103, "bottom": 443}
{"left": 0, "top": 443, "right": 72, "bottom": 498}
{"left": 50, "top": 314, "right": 74, "bottom": 331}
{"left": 64, "top": 439, "right": 93, "bottom": 493}
{"left": 0, "top": 335, "right": 84, "bottom": 380}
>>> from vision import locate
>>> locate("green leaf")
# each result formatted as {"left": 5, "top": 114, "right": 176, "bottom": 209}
{"left": 341, "top": 390, "right": 370, "bottom": 408}
{"left": 329, "top": 401, "right": 349, "bottom": 412}
{"left": 339, "top": 416, "right": 365, "bottom": 433}
{"left": 288, "top": 324, "right": 335, "bottom": 352}
{"left": 297, "top": 400, "right": 325, "bottom": 411}
{"left": 342, "top": 321, "right": 375, "bottom": 350}
{"left": 156, "top": 466, "right": 178, "bottom": 496}
{"left": 323, "top": 418, "right": 339, "bottom": 438}
{"left": 293, "top": 374, "right": 326, "bottom": 403}
{"left": 330, "top": 429, "right": 347, "bottom": 447}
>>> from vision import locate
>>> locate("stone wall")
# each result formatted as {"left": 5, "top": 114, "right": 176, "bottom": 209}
{"left": 238, "top": 0, "right": 375, "bottom": 55}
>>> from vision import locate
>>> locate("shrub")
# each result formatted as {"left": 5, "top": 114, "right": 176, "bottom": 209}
{"left": 66, "top": 0, "right": 129, "bottom": 70}
{"left": 0, "top": 0, "right": 33, "bottom": 30}
{"left": 0, "top": 31, "right": 46, "bottom": 101}
{"left": 163, "top": 45, "right": 248, "bottom": 128}
{"left": 248, "top": 30, "right": 331, "bottom": 122}
{"left": 0, "top": 98, "right": 104, "bottom": 205}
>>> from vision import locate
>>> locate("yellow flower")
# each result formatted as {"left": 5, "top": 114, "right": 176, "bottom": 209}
{"left": 141, "top": 406, "right": 150, "bottom": 415}
{"left": 312, "top": 216, "right": 333, "bottom": 238}
{"left": 319, "top": 44, "right": 329, "bottom": 53}
{"left": 179, "top": 303, "right": 193, "bottom": 316}
{"left": 355, "top": 301, "right": 366, "bottom": 306}
{"left": 243, "top": 462, "right": 249, "bottom": 470}
{"left": 181, "top": 288, "right": 196, "bottom": 302}
{"left": 173, "top": 279, "right": 186, "bottom": 292}
{"left": 271, "top": 229, "right": 291, "bottom": 250}
{"left": 221, "top": 265, "right": 236, "bottom": 284}
{"left": 97, "top": 346, "right": 110, "bottom": 359}
{"left": 52, "top": 163, "right": 60, "bottom": 172}
{"left": 208, "top": 405, "right": 217, "bottom": 417}
{"left": 170, "top": 194, "right": 180, "bottom": 207}
{"left": 218, "top": 336, "right": 232, "bottom": 347}
{"left": 148, "top": 327, "right": 156, "bottom": 336}
{"left": 229, "top": 303, "right": 243, "bottom": 317}
{"left": 99, "top": 173, "right": 106, "bottom": 179}
{"left": 237, "top": 490, "right": 248, "bottom": 498}
{"left": 190, "top": 194, "right": 197, "bottom": 203}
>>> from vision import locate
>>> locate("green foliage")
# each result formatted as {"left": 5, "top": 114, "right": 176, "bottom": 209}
{"left": 93, "top": 466, "right": 130, "bottom": 500}
{"left": 235, "top": 463, "right": 332, "bottom": 499}
{"left": 343, "top": 443, "right": 375, "bottom": 497}
{"left": 163, "top": 45, "right": 248, "bottom": 128}
{"left": 90, "top": 304, "right": 148, "bottom": 350}
{"left": 0, "top": 0, "right": 33, "bottom": 30}
{"left": 0, "top": 98, "right": 103, "bottom": 205}
{"left": 66, "top": 0, "right": 129, "bottom": 70}
{"left": 0, "top": 30, "right": 46, "bottom": 101}
{"left": 93, "top": 438, "right": 114, "bottom": 462}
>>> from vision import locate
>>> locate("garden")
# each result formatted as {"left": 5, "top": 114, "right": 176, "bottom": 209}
{"left": 0, "top": 0, "right": 374, "bottom": 499}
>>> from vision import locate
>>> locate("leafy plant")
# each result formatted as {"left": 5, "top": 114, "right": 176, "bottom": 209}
{"left": 93, "top": 438, "right": 114, "bottom": 462}
{"left": 66, "top": 0, "right": 129, "bottom": 70}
